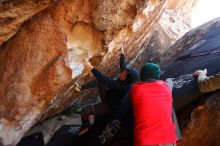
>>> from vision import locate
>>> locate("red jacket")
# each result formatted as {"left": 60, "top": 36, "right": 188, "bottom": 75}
{"left": 131, "top": 80, "right": 178, "bottom": 145}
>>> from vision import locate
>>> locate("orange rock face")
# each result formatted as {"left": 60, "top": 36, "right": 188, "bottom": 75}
{"left": 0, "top": 0, "right": 196, "bottom": 145}
{"left": 0, "top": 15, "right": 72, "bottom": 145}
{"left": 0, "top": 0, "right": 52, "bottom": 46}
{"left": 167, "top": 0, "right": 198, "bottom": 11}
{"left": 178, "top": 93, "right": 220, "bottom": 146}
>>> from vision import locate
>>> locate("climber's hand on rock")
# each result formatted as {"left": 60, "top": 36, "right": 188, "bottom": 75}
{"left": 120, "top": 46, "right": 125, "bottom": 54}
{"left": 193, "top": 69, "right": 207, "bottom": 77}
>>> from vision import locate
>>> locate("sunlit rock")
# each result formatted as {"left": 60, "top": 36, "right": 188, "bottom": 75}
{"left": 0, "top": 0, "right": 197, "bottom": 145}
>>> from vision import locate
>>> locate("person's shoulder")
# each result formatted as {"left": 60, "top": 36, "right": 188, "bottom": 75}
{"left": 131, "top": 82, "right": 145, "bottom": 88}
{"left": 156, "top": 80, "right": 166, "bottom": 84}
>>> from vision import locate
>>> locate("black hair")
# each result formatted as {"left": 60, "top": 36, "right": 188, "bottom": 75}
{"left": 124, "top": 67, "right": 139, "bottom": 83}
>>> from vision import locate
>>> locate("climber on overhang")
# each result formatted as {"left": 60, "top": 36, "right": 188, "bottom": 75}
{"left": 193, "top": 69, "right": 220, "bottom": 92}
{"left": 74, "top": 46, "right": 139, "bottom": 117}
{"left": 92, "top": 63, "right": 183, "bottom": 146}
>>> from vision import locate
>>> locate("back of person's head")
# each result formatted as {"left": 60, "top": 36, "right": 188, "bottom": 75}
{"left": 140, "top": 63, "right": 161, "bottom": 81}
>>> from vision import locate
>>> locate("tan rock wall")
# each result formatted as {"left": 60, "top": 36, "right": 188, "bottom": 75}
{"left": 0, "top": 0, "right": 197, "bottom": 145}
{"left": 0, "top": 15, "right": 72, "bottom": 145}
{"left": 0, "top": 0, "right": 52, "bottom": 46}
{"left": 178, "top": 93, "right": 220, "bottom": 146}
{"left": 167, "top": 0, "right": 198, "bottom": 11}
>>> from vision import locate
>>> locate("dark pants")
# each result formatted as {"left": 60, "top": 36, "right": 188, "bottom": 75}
{"left": 81, "top": 80, "right": 133, "bottom": 146}
{"left": 81, "top": 80, "right": 113, "bottom": 116}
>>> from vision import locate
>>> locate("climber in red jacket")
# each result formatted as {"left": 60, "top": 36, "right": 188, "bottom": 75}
{"left": 130, "top": 63, "right": 182, "bottom": 146}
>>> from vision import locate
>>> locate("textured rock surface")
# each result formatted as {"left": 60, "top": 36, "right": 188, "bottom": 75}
{"left": 25, "top": 114, "right": 82, "bottom": 144}
{"left": 0, "top": 15, "right": 72, "bottom": 145}
{"left": 160, "top": 18, "right": 220, "bottom": 69}
{"left": 132, "top": 0, "right": 197, "bottom": 69}
{"left": 0, "top": 0, "right": 197, "bottom": 145}
{"left": 167, "top": 0, "right": 198, "bottom": 10}
{"left": 158, "top": 18, "right": 220, "bottom": 146}
{"left": 132, "top": 9, "right": 191, "bottom": 68}
{"left": 178, "top": 92, "right": 220, "bottom": 146}
{"left": 0, "top": 0, "right": 52, "bottom": 46}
